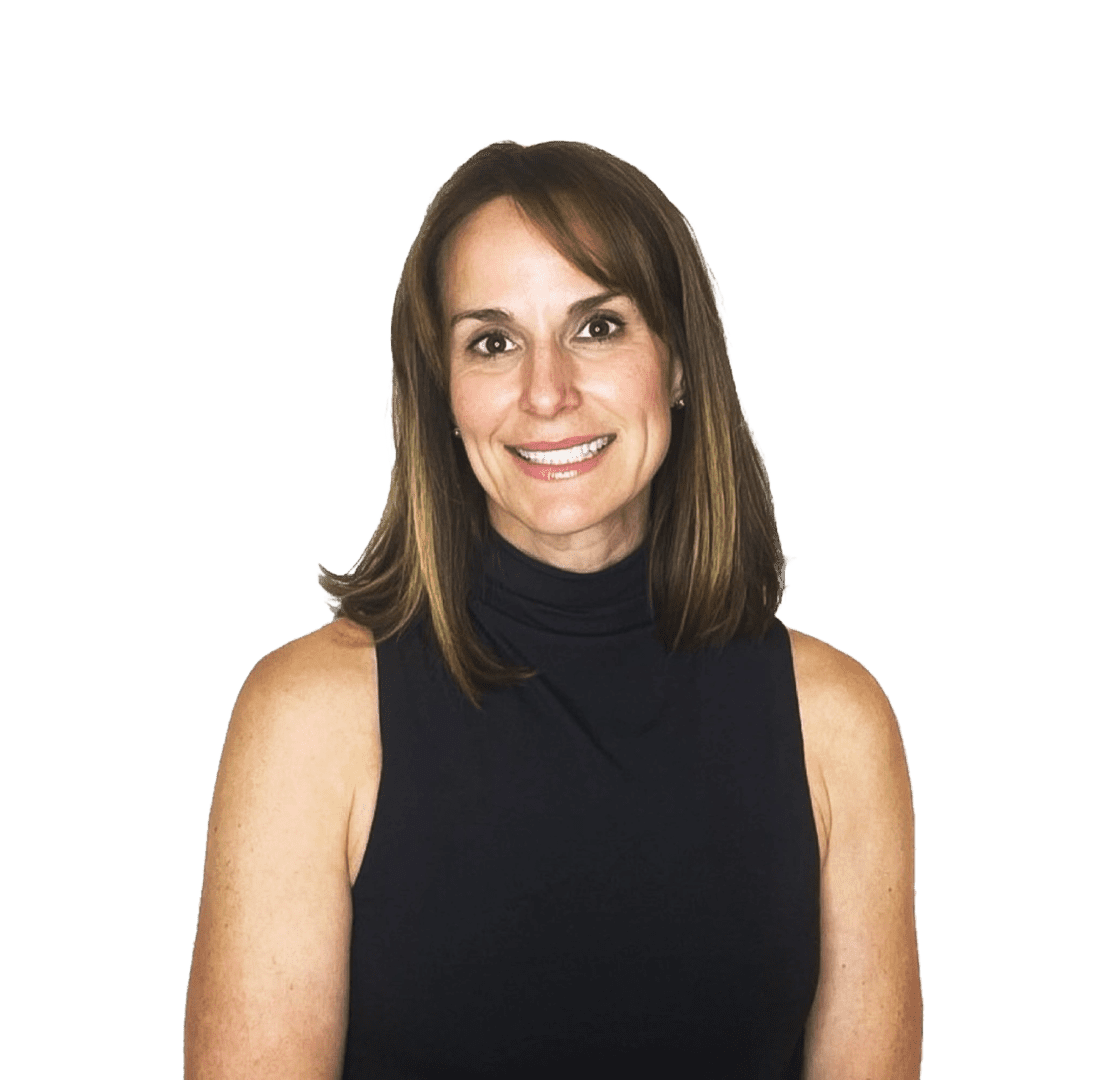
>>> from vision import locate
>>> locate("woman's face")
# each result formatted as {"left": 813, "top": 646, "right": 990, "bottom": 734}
{"left": 443, "top": 196, "right": 682, "bottom": 572}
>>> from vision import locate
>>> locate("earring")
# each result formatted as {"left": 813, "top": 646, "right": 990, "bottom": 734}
{"left": 452, "top": 427, "right": 461, "bottom": 437}
{"left": 672, "top": 395, "right": 686, "bottom": 410}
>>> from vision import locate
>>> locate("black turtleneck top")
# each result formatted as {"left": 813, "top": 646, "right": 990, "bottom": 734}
{"left": 342, "top": 536, "right": 820, "bottom": 1078}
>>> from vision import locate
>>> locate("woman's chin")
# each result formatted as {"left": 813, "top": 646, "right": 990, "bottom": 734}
{"left": 488, "top": 493, "right": 648, "bottom": 558}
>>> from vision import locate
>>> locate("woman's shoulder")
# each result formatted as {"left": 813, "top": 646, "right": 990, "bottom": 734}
{"left": 785, "top": 625, "right": 904, "bottom": 788}
{"left": 240, "top": 610, "right": 378, "bottom": 712}
{"left": 225, "top": 618, "right": 380, "bottom": 806}
{"left": 784, "top": 626, "right": 912, "bottom": 861}
{"left": 218, "top": 618, "right": 381, "bottom": 885}
{"left": 785, "top": 627, "right": 894, "bottom": 733}
{"left": 256, "top": 610, "right": 378, "bottom": 672}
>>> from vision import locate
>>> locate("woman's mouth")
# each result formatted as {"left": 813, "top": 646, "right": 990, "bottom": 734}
{"left": 510, "top": 434, "right": 614, "bottom": 466}
{"left": 507, "top": 434, "right": 615, "bottom": 480}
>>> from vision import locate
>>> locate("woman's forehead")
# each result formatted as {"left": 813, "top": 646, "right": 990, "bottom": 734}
{"left": 442, "top": 194, "right": 624, "bottom": 314}
{"left": 442, "top": 197, "right": 610, "bottom": 311}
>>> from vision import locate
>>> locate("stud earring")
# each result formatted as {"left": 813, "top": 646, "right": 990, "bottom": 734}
{"left": 672, "top": 395, "right": 686, "bottom": 410}
{"left": 452, "top": 427, "right": 461, "bottom": 437}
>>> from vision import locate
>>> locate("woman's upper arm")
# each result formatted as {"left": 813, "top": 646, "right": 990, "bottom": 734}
{"left": 185, "top": 622, "right": 379, "bottom": 1080}
{"left": 790, "top": 630, "right": 922, "bottom": 1080}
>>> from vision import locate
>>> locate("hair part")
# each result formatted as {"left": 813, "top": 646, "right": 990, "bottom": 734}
{"left": 320, "top": 141, "right": 784, "bottom": 705}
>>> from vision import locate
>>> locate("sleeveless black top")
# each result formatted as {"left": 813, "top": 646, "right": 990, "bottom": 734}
{"left": 343, "top": 536, "right": 820, "bottom": 1078}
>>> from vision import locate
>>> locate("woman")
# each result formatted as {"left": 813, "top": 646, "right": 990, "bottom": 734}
{"left": 185, "top": 141, "right": 921, "bottom": 1078}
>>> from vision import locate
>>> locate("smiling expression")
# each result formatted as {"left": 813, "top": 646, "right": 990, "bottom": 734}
{"left": 444, "top": 196, "right": 682, "bottom": 571}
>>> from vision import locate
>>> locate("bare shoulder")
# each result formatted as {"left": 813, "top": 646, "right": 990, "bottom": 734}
{"left": 225, "top": 618, "right": 373, "bottom": 759}
{"left": 238, "top": 617, "right": 378, "bottom": 725}
{"left": 229, "top": 617, "right": 381, "bottom": 877}
{"left": 786, "top": 628, "right": 907, "bottom": 801}
{"left": 785, "top": 627, "right": 912, "bottom": 864}
{"left": 787, "top": 627, "right": 896, "bottom": 740}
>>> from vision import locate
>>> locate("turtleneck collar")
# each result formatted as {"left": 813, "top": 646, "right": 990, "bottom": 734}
{"left": 473, "top": 531, "right": 654, "bottom": 636}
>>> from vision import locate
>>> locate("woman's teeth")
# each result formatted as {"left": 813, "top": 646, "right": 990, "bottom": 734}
{"left": 512, "top": 435, "right": 613, "bottom": 466}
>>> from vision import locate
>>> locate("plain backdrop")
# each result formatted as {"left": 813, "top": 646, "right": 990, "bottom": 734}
{"left": 2, "top": 2, "right": 1103, "bottom": 1076}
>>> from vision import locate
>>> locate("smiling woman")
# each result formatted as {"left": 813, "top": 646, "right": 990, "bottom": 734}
{"left": 314, "top": 142, "right": 788, "bottom": 704}
{"left": 185, "top": 142, "right": 921, "bottom": 1079}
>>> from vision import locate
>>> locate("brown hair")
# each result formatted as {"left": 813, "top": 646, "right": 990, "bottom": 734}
{"left": 320, "top": 141, "right": 784, "bottom": 704}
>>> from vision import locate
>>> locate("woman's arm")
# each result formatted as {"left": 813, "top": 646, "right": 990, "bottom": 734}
{"left": 790, "top": 630, "right": 923, "bottom": 1080}
{"left": 185, "top": 621, "right": 379, "bottom": 1080}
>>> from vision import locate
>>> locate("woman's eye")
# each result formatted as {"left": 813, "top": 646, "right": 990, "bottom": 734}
{"left": 577, "top": 315, "right": 623, "bottom": 341}
{"left": 471, "top": 331, "right": 516, "bottom": 357}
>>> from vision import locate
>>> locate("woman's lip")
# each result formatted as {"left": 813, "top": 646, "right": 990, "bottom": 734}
{"left": 511, "top": 434, "right": 611, "bottom": 451}
{"left": 509, "top": 442, "right": 611, "bottom": 482}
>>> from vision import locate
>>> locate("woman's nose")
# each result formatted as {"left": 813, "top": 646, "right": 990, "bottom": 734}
{"left": 520, "top": 337, "right": 581, "bottom": 417}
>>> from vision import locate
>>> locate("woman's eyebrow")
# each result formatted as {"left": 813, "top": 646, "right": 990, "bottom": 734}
{"left": 450, "top": 291, "right": 625, "bottom": 330}
{"left": 450, "top": 306, "right": 512, "bottom": 329}
{"left": 566, "top": 290, "right": 624, "bottom": 319}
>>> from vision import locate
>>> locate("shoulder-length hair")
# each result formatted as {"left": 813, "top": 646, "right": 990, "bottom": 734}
{"left": 320, "top": 141, "right": 783, "bottom": 705}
